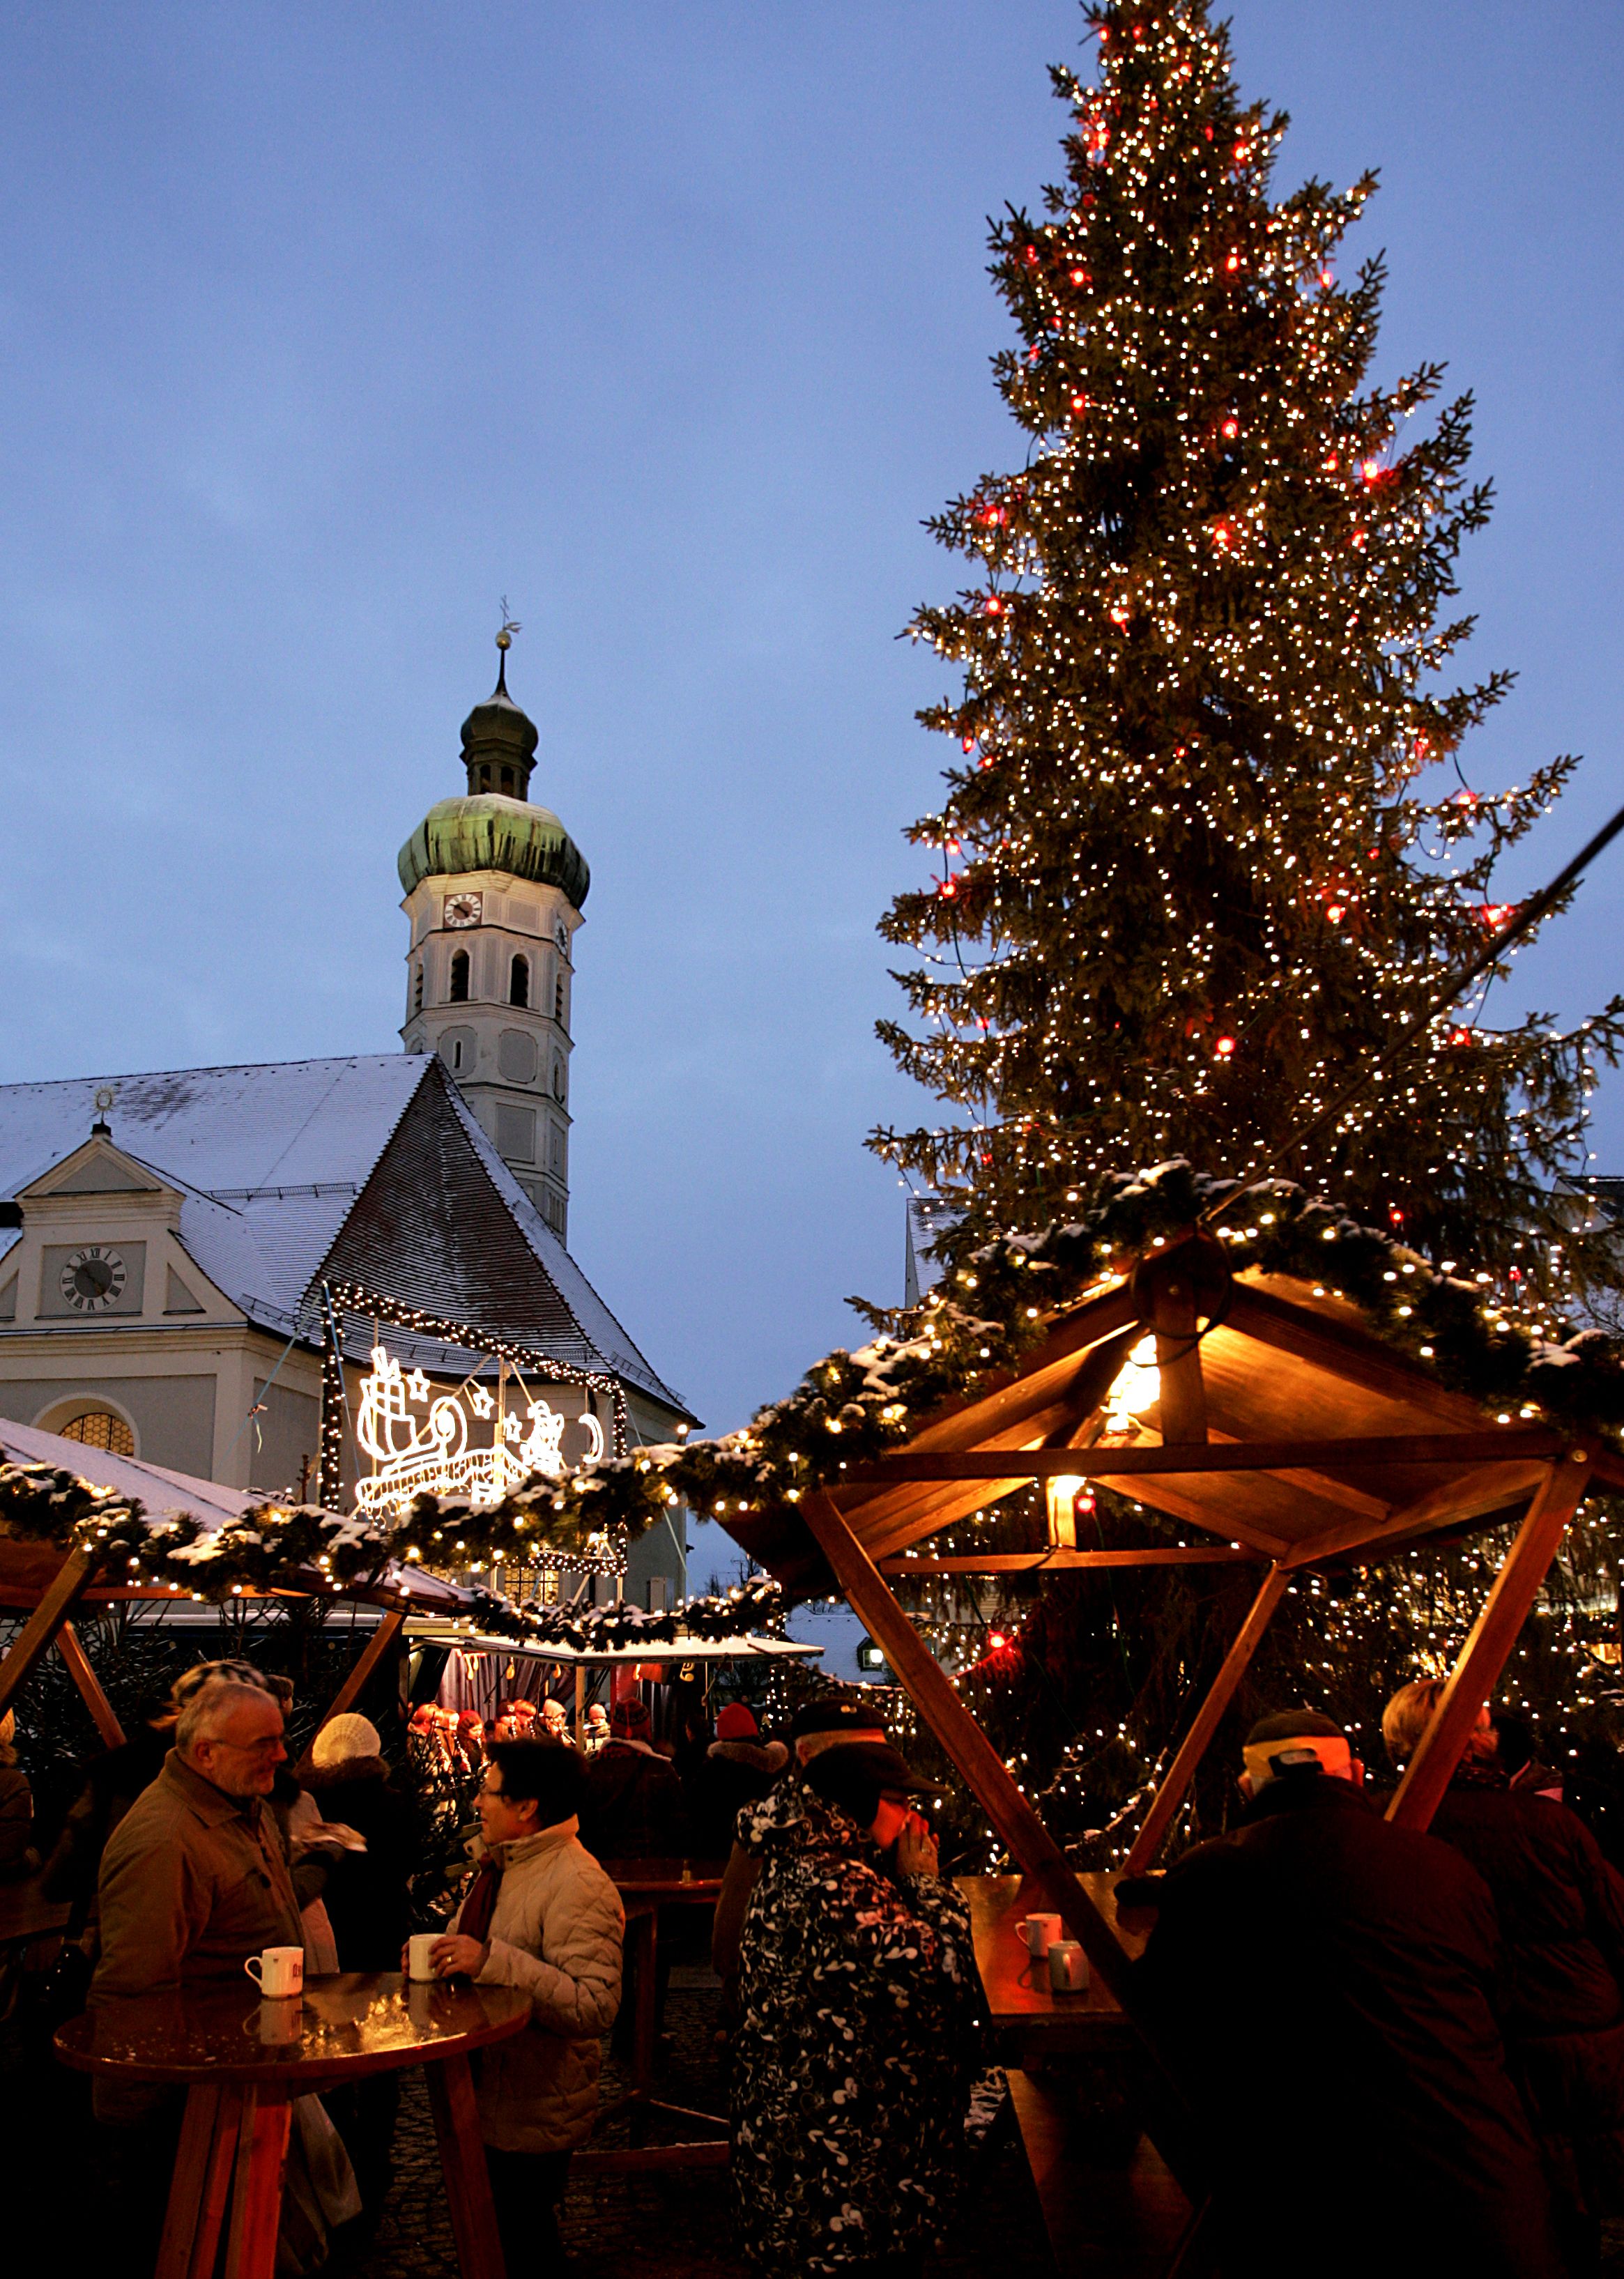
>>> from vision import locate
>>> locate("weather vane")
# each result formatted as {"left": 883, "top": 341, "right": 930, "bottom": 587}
{"left": 496, "top": 597, "right": 521, "bottom": 653}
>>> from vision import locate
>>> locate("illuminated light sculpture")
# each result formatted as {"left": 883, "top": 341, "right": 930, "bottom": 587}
{"left": 354, "top": 1344, "right": 604, "bottom": 1517}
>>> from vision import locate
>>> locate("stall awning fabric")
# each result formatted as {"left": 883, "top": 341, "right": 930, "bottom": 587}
{"left": 404, "top": 1617, "right": 821, "bottom": 1668}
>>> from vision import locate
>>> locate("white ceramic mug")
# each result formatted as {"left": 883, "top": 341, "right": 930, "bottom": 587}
{"left": 1048, "top": 1940, "right": 1089, "bottom": 1993}
{"left": 1014, "top": 1911, "right": 1063, "bottom": 1958}
{"left": 244, "top": 1946, "right": 303, "bottom": 2000}
{"left": 407, "top": 1933, "right": 440, "bottom": 1983}
{"left": 256, "top": 1994, "right": 305, "bottom": 2044}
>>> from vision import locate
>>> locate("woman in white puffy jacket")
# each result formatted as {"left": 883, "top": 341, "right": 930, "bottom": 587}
{"left": 426, "top": 1737, "right": 625, "bottom": 2264}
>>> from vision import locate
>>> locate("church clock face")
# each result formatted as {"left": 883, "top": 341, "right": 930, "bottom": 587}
{"left": 445, "top": 893, "right": 483, "bottom": 929}
{"left": 61, "top": 1245, "right": 128, "bottom": 1312}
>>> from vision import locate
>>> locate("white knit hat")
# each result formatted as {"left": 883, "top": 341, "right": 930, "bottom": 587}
{"left": 311, "top": 1712, "right": 383, "bottom": 1769}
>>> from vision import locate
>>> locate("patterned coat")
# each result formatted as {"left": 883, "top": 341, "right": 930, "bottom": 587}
{"left": 730, "top": 1781, "right": 983, "bottom": 2276}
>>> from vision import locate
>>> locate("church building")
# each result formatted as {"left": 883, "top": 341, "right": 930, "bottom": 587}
{"left": 0, "top": 640, "right": 694, "bottom": 1609}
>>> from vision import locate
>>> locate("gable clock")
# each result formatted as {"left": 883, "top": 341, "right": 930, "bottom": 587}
{"left": 61, "top": 1245, "right": 128, "bottom": 1312}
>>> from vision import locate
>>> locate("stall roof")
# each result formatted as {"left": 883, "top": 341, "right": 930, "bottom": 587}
{"left": 405, "top": 1618, "right": 821, "bottom": 1667}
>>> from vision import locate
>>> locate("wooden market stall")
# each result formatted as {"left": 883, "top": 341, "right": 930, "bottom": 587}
{"left": 718, "top": 1226, "right": 1624, "bottom": 2266}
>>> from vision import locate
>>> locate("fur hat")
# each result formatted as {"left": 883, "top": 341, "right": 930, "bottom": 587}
{"left": 311, "top": 1713, "right": 383, "bottom": 1769}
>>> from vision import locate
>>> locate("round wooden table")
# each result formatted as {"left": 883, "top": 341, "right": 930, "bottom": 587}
{"left": 56, "top": 1971, "right": 529, "bottom": 2279}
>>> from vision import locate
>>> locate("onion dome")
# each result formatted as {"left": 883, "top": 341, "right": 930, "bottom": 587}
{"left": 397, "top": 793, "right": 590, "bottom": 907}
{"left": 397, "top": 636, "right": 590, "bottom": 908}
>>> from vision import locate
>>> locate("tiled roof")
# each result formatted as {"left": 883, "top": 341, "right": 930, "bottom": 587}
{"left": 0, "top": 1054, "right": 691, "bottom": 1420}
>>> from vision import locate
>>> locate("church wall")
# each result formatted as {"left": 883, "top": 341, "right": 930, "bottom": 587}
{"left": 0, "top": 1370, "right": 217, "bottom": 1476}
{"left": 248, "top": 1377, "right": 321, "bottom": 1498}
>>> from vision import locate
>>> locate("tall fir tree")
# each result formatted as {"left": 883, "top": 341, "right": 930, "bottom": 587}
{"left": 864, "top": 0, "right": 1624, "bottom": 1864}
{"left": 872, "top": 0, "right": 1623, "bottom": 1297}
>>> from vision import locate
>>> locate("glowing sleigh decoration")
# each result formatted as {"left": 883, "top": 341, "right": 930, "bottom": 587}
{"left": 353, "top": 1345, "right": 605, "bottom": 1518}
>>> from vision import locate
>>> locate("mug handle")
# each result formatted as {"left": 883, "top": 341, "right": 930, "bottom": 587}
{"left": 245, "top": 1956, "right": 264, "bottom": 1986}
{"left": 1013, "top": 1917, "right": 1031, "bottom": 1939}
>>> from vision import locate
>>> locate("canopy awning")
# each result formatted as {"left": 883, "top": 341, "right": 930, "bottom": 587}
{"left": 404, "top": 1616, "right": 821, "bottom": 1668}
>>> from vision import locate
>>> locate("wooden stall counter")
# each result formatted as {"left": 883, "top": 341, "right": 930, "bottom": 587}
{"left": 957, "top": 1870, "right": 1159, "bottom": 2062}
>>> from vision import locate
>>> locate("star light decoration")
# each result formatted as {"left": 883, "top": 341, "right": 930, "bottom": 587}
{"left": 868, "top": 0, "right": 1624, "bottom": 1307}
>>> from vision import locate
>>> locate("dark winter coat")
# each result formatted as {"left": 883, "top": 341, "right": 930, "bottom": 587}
{"left": 0, "top": 1763, "right": 36, "bottom": 1881}
{"left": 578, "top": 1742, "right": 687, "bottom": 1862}
{"left": 1429, "top": 1776, "right": 1624, "bottom": 2215}
{"left": 1136, "top": 1773, "right": 1563, "bottom": 2279}
{"left": 730, "top": 1782, "right": 984, "bottom": 2277}
{"left": 301, "top": 1758, "right": 415, "bottom": 1971}
{"left": 40, "top": 1721, "right": 171, "bottom": 1912}
{"left": 684, "top": 1737, "right": 789, "bottom": 1860}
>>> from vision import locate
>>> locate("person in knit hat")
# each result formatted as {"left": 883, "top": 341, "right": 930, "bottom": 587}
{"left": 577, "top": 1697, "right": 687, "bottom": 1861}
{"left": 304, "top": 1713, "right": 415, "bottom": 2216}
{"left": 684, "top": 1703, "right": 790, "bottom": 1859}
{"left": 303, "top": 1714, "right": 414, "bottom": 1972}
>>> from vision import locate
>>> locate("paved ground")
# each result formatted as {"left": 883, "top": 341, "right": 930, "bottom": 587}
{"left": 351, "top": 1976, "right": 1053, "bottom": 2279}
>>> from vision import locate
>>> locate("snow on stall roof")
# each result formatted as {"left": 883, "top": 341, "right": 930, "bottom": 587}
{"left": 0, "top": 1416, "right": 261, "bottom": 1528}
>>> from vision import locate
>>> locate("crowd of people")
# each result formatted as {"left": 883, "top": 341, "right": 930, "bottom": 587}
{"left": 11, "top": 1652, "right": 1624, "bottom": 2278}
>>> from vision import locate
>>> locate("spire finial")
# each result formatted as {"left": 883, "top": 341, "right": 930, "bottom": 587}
{"left": 495, "top": 598, "right": 521, "bottom": 696}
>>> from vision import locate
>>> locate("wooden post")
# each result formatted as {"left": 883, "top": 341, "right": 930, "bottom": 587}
{"left": 296, "top": 1608, "right": 405, "bottom": 1771}
{"left": 56, "top": 1621, "right": 125, "bottom": 1749}
{"left": 1121, "top": 1565, "right": 1289, "bottom": 1875}
{"left": 1388, "top": 1452, "right": 1594, "bottom": 1832}
{"left": 223, "top": 2083, "right": 293, "bottom": 2279}
{"left": 0, "top": 1547, "right": 99, "bottom": 1724}
{"left": 799, "top": 1489, "right": 1133, "bottom": 2006}
{"left": 574, "top": 1662, "right": 586, "bottom": 1749}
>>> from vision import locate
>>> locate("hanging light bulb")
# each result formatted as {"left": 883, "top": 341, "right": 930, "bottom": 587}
{"left": 1104, "top": 1336, "right": 1161, "bottom": 1429}
{"left": 1045, "top": 1474, "right": 1087, "bottom": 1548}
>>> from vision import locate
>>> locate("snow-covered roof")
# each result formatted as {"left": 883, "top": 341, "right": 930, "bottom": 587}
{"left": 0, "top": 1054, "right": 691, "bottom": 1418}
{"left": 0, "top": 1415, "right": 261, "bottom": 1529}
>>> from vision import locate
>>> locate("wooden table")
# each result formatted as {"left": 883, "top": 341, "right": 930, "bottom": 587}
{"left": 576, "top": 1858, "right": 728, "bottom": 2174}
{"left": 56, "top": 1972, "right": 529, "bottom": 2279}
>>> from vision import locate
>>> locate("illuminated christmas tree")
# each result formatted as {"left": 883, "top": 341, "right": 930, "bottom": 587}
{"left": 872, "top": 0, "right": 1623, "bottom": 1293}
{"left": 864, "top": 0, "right": 1624, "bottom": 1861}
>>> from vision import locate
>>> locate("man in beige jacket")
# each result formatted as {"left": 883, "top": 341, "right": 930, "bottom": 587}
{"left": 428, "top": 1736, "right": 624, "bottom": 2266}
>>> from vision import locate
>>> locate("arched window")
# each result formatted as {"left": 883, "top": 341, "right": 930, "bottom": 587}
{"left": 510, "top": 956, "right": 530, "bottom": 1008}
{"left": 60, "top": 1411, "right": 135, "bottom": 1456}
{"left": 413, "top": 962, "right": 424, "bottom": 1015}
{"left": 500, "top": 766, "right": 515, "bottom": 794}
{"left": 450, "top": 949, "right": 470, "bottom": 1004}
{"left": 554, "top": 975, "right": 565, "bottom": 1025}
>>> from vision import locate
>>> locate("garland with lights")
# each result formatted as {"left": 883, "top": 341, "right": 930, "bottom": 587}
{"left": 441, "top": 1572, "right": 790, "bottom": 1654}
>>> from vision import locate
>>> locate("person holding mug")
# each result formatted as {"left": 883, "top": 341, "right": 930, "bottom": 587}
{"left": 730, "top": 1740, "right": 986, "bottom": 2276}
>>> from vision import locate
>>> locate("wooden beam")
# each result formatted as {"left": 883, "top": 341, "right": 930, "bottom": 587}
{"left": 845, "top": 1429, "right": 1561, "bottom": 1483}
{"left": 301, "top": 1609, "right": 405, "bottom": 1760}
{"left": 0, "top": 1547, "right": 98, "bottom": 1724}
{"left": 1224, "top": 1282, "right": 1491, "bottom": 1422}
{"left": 882, "top": 1547, "right": 1262, "bottom": 1574}
{"left": 1146, "top": 1264, "right": 1208, "bottom": 1446}
{"left": 1387, "top": 1452, "right": 1595, "bottom": 1832}
{"left": 852, "top": 1326, "right": 1148, "bottom": 1563}
{"left": 1283, "top": 1459, "right": 1551, "bottom": 1570}
{"left": 55, "top": 1621, "right": 125, "bottom": 1748}
{"left": 797, "top": 1489, "right": 1135, "bottom": 2008}
{"left": 1121, "top": 1565, "right": 1290, "bottom": 1876}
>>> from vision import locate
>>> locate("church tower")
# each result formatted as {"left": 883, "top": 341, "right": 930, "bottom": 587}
{"left": 398, "top": 631, "right": 587, "bottom": 1239}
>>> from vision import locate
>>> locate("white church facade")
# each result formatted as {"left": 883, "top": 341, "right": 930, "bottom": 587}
{"left": 0, "top": 643, "right": 694, "bottom": 1609}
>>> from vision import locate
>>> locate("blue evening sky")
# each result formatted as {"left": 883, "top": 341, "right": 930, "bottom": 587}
{"left": 1, "top": 0, "right": 1621, "bottom": 1524}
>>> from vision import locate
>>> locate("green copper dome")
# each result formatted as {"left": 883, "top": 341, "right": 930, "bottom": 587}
{"left": 397, "top": 793, "right": 590, "bottom": 907}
